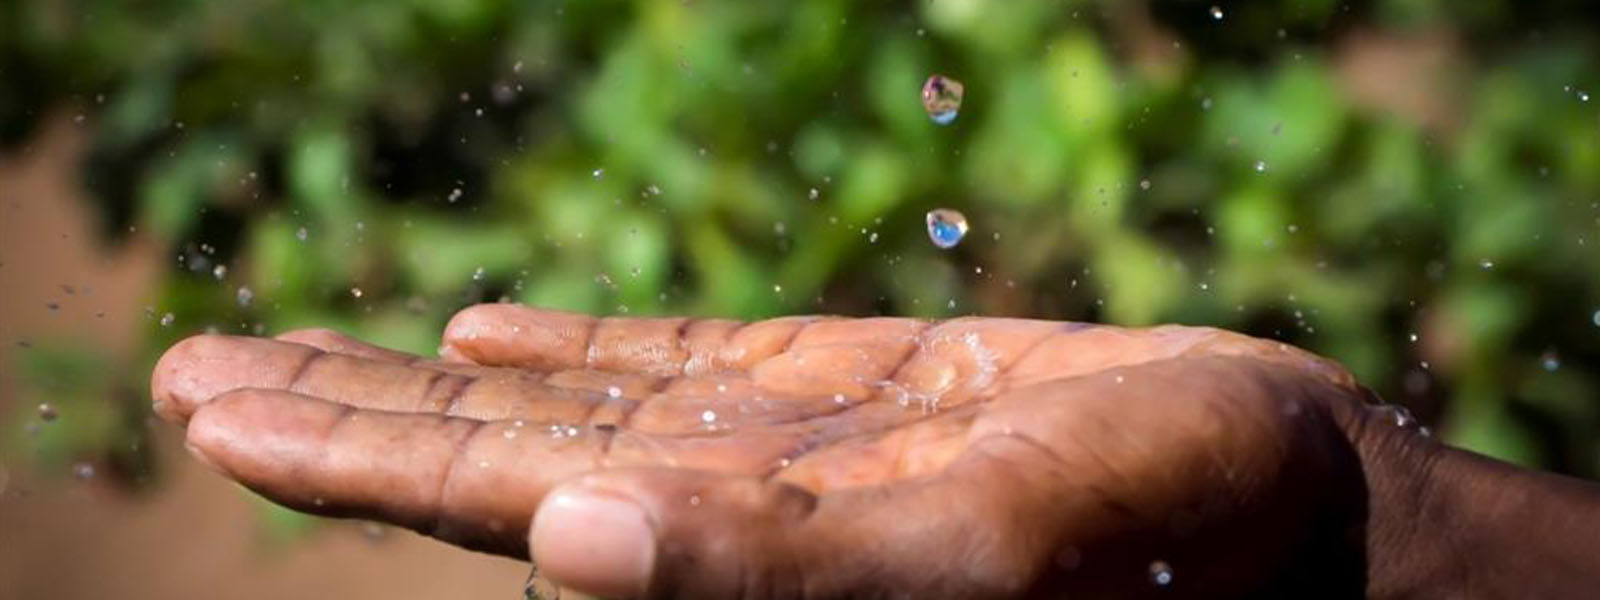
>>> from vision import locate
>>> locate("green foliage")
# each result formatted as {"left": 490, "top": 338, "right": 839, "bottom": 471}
{"left": 5, "top": 0, "right": 1599, "bottom": 480}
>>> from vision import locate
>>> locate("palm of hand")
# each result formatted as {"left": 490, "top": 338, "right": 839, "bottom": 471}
{"left": 153, "top": 305, "right": 1373, "bottom": 599}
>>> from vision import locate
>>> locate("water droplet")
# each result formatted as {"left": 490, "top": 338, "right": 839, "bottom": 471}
{"left": 1139, "top": 179, "right": 1151, "bottom": 190}
{"left": 37, "top": 403, "right": 58, "bottom": 422}
{"left": 1380, "top": 404, "right": 1416, "bottom": 428}
{"left": 701, "top": 409, "right": 717, "bottom": 424}
{"left": 159, "top": 312, "right": 175, "bottom": 327}
{"left": 73, "top": 462, "right": 96, "bottom": 480}
{"left": 1253, "top": 160, "right": 1268, "bottom": 173}
{"left": 361, "top": 521, "right": 387, "bottom": 542}
{"left": 689, "top": 494, "right": 702, "bottom": 506}
{"left": 472, "top": 266, "right": 486, "bottom": 281}
{"left": 1209, "top": 5, "right": 1224, "bottom": 20}
{"left": 833, "top": 393, "right": 847, "bottom": 404}
{"left": 524, "top": 567, "right": 560, "bottom": 600}
{"left": 1408, "top": 332, "right": 1418, "bottom": 343}
{"left": 1149, "top": 560, "right": 1174, "bottom": 586}
{"left": 808, "top": 188, "right": 819, "bottom": 200}
{"left": 236, "top": 286, "right": 254, "bottom": 308}
{"left": 926, "top": 208, "right": 969, "bottom": 249}
{"left": 447, "top": 187, "right": 463, "bottom": 203}
{"left": 921, "top": 74, "right": 965, "bottom": 125}
{"left": 1592, "top": 309, "right": 1600, "bottom": 327}
{"left": 350, "top": 287, "right": 363, "bottom": 298}
{"left": 1480, "top": 259, "right": 1494, "bottom": 270}
{"left": 591, "top": 168, "right": 604, "bottom": 179}
{"left": 1580, "top": 91, "right": 1591, "bottom": 102}
{"left": 1540, "top": 351, "right": 1561, "bottom": 372}
{"left": 606, "top": 386, "right": 622, "bottom": 398}
{"left": 295, "top": 227, "right": 308, "bottom": 242}
{"left": 212, "top": 264, "right": 227, "bottom": 280}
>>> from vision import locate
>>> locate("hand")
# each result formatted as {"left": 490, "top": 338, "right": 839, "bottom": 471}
{"left": 151, "top": 305, "right": 1402, "bottom": 599}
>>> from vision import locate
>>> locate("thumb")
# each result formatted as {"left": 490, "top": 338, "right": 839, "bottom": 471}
{"left": 529, "top": 468, "right": 817, "bottom": 599}
{"left": 529, "top": 438, "right": 1065, "bottom": 599}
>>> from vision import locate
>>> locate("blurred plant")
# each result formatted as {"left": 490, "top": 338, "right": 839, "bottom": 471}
{"left": 3, "top": 0, "right": 1598, "bottom": 493}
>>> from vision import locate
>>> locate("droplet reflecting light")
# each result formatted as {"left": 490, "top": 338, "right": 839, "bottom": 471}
{"left": 921, "top": 75, "right": 965, "bottom": 125}
{"left": 1150, "top": 560, "right": 1174, "bottom": 586}
{"left": 926, "top": 208, "right": 969, "bottom": 249}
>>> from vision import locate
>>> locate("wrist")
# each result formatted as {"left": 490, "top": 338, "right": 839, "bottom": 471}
{"left": 1350, "top": 412, "right": 1600, "bottom": 598}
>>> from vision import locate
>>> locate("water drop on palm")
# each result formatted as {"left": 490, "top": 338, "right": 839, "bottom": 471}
{"left": 925, "top": 208, "right": 969, "bottom": 249}
{"left": 921, "top": 75, "right": 965, "bottom": 125}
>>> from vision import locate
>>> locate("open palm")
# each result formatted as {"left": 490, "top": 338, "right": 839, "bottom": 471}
{"left": 153, "top": 304, "right": 1386, "bottom": 599}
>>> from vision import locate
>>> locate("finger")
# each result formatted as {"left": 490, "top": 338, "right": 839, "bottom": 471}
{"left": 276, "top": 327, "right": 526, "bottom": 380}
{"left": 152, "top": 335, "right": 597, "bottom": 423}
{"left": 442, "top": 304, "right": 826, "bottom": 375}
{"left": 152, "top": 334, "right": 319, "bottom": 423}
{"left": 530, "top": 435, "right": 1084, "bottom": 600}
{"left": 185, "top": 388, "right": 605, "bottom": 556}
{"left": 276, "top": 328, "right": 422, "bottom": 364}
{"left": 184, "top": 389, "right": 817, "bottom": 557}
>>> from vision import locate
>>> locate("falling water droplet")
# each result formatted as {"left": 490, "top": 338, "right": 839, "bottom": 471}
{"left": 1592, "top": 309, "right": 1600, "bottom": 327}
{"left": 808, "top": 188, "right": 819, "bottom": 201}
{"left": 296, "top": 227, "right": 308, "bottom": 242}
{"left": 1149, "top": 560, "right": 1174, "bottom": 586}
{"left": 1139, "top": 179, "right": 1151, "bottom": 190}
{"left": 37, "top": 403, "right": 58, "bottom": 422}
{"left": 73, "top": 462, "right": 96, "bottom": 480}
{"left": 921, "top": 75, "right": 965, "bottom": 125}
{"left": 212, "top": 264, "right": 227, "bottom": 280}
{"left": 350, "top": 287, "right": 364, "bottom": 298}
{"left": 606, "top": 386, "right": 622, "bottom": 398}
{"left": 1407, "top": 332, "right": 1418, "bottom": 343}
{"left": 236, "top": 286, "right": 254, "bottom": 308}
{"left": 1480, "top": 259, "right": 1494, "bottom": 270}
{"left": 701, "top": 410, "right": 717, "bottom": 424}
{"left": 926, "top": 208, "right": 969, "bottom": 249}
{"left": 591, "top": 168, "right": 604, "bottom": 179}
{"left": 1540, "top": 351, "right": 1561, "bottom": 372}
{"left": 159, "top": 312, "right": 175, "bottom": 327}
{"left": 1209, "top": 5, "right": 1224, "bottom": 20}
{"left": 1253, "top": 160, "right": 1268, "bottom": 173}
{"left": 472, "top": 267, "right": 486, "bottom": 281}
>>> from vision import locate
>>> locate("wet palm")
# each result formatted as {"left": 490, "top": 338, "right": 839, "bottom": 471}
{"left": 152, "top": 305, "right": 1381, "bottom": 599}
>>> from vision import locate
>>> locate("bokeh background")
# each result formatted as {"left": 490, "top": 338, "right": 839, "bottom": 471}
{"left": 3, "top": 0, "right": 1599, "bottom": 598}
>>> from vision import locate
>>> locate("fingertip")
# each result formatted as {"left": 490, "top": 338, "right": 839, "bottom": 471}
{"left": 150, "top": 335, "right": 319, "bottom": 424}
{"left": 531, "top": 485, "right": 657, "bottom": 599}
{"left": 150, "top": 334, "right": 219, "bottom": 423}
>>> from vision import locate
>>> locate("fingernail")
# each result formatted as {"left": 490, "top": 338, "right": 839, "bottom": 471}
{"left": 532, "top": 489, "right": 656, "bottom": 599}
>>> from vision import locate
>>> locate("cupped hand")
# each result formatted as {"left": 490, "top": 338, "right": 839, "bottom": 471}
{"left": 151, "top": 305, "right": 1392, "bottom": 599}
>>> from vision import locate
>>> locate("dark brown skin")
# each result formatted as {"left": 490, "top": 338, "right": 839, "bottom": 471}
{"left": 150, "top": 305, "right": 1600, "bottom": 599}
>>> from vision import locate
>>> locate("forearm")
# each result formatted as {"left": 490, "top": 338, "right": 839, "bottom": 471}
{"left": 1359, "top": 425, "right": 1600, "bottom": 598}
